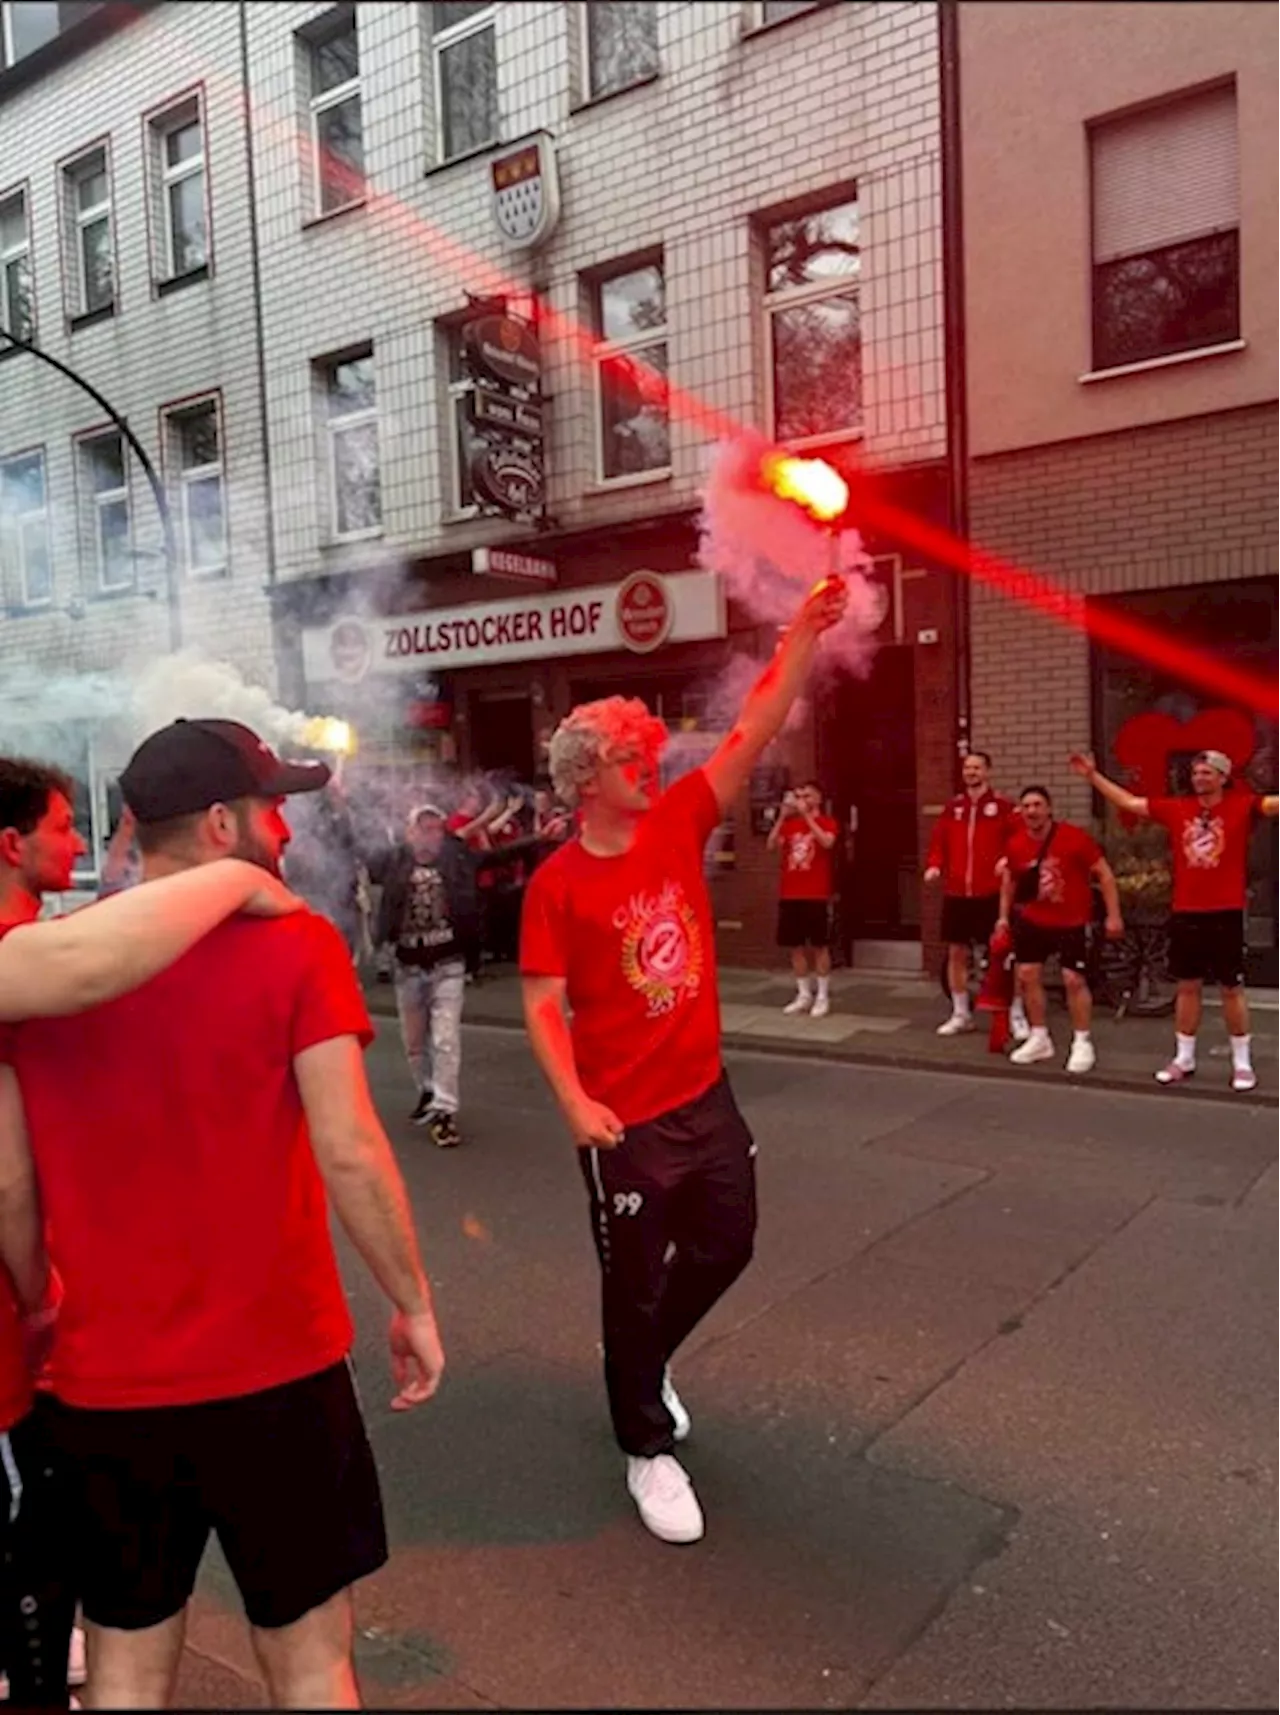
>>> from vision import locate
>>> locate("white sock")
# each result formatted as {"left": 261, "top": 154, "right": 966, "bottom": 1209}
{"left": 952, "top": 991, "right": 971, "bottom": 1020}
{"left": 796, "top": 975, "right": 813, "bottom": 998}
{"left": 1028, "top": 1026, "right": 1051, "bottom": 1047}
{"left": 1230, "top": 1033, "right": 1252, "bottom": 1072}
{"left": 1010, "top": 998, "right": 1028, "bottom": 1022}
{"left": 1174, "top": 1032, "right": 1197, "bottom": 1070}
{"left": 816, "top": 975, "right": 830, "bottom": 1001}
{"left": 1073, "top": 1029, "right": 1092, "bottom": 1045}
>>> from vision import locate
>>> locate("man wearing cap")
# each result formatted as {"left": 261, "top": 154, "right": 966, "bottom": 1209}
{"left": 1070, "top": 747, "right": 1279, "bottom": 1092}
{"left": 0, "top": 719, "right": 445, "bottom": 1709}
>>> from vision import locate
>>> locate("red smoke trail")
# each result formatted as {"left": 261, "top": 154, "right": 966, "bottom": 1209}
{"left": 233, "top": 73, "right": 1277, "bottom": 719}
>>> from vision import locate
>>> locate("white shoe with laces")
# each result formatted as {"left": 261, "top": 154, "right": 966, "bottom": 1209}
{"left": 783, "top": 991, "right": 813, "bottom": 1015}
{"left": 661, "top": 1369, "right": 691, "bottom": 1442}
{"left": 626, "top": 1453, "right": 704, "bottom": 1543}
{"left": 1010, "top": 1034, "right": 1055, "bottom": 1066}
{"left": 810, "top": 993, "right": 831, "bottom": 1020}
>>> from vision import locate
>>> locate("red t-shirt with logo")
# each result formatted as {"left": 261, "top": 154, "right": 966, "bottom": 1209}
{"left": 520, "top": 769, "right": 722, "bottom": 1127}
{"left": 7, "top": 911, "right": 371, "bottom": 1410}
{"left": 1005, "top": 821, "right": 1101, "bottom": 929}
{"left": 0, "top": 927, "right": 33, "bottom": 1433}
{"left": 1150, "top": 792, "right": 1261, "bottom": 914}
{"left": 777, "top": 815, "right": 839, "bottom": 901}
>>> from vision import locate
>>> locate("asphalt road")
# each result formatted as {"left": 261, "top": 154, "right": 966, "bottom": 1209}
{"left": 180, "top": 1021, "right": 1277, "bottom": 1710}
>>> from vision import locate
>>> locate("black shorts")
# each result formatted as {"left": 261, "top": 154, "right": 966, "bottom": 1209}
{"left": 45, "top": 1359, "right": 387, "bottom": 1633}
{"left": 777, "top": 898, "right": 830, "bottom": 948}
{"left": 1012, "top": 918, "right": 1090, "bottom": 974}
{"left": 1169, "top": 910, "right": 1246, "bottom": 988}
{"left": 941, "top": 894, "right": 1000, "bottom": 949}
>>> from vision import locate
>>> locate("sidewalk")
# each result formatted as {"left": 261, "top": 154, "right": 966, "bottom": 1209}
{"left": 364, "top": 963, "right": 1278, "bottom": 1106}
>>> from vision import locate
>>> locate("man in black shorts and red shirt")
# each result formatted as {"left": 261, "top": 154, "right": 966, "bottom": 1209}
{"left": 768, "top": 782, "right": 839, "bottom": 1017}
{"left": 0, "top": 721, "right": 444, "bottom": 1708}
{"left": 996, "top": 785, "right": 1124, "bottom": 1075}
{"left": 520, "top": 575, "right": 848, "bottom": 1547}
{"left": 1072, "top": 747, "right": 1278, "bottom": 1092}
{"left": 0, "top": 755, "right": 304, "bottom": 1708}
{"left": 924, "top": 752, "right": 1019, "bottom": 1037}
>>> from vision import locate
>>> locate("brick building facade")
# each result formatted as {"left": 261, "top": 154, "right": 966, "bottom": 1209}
{"left": 958, "top": 1, "right": 1278, "bottom": 981}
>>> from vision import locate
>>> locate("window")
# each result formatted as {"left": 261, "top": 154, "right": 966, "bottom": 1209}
{"left": 0, "top": 189, "right": 32, "bottom": 339}
{"left": 79, "top": 431, "right": 131, "bottom": 590}
{"left": 1, "top": 1, "right": 59, "bottom": 67}
{"left": 63, "top": 146, "right": 113, "bottom": 316}
{"left": 444, "top": 326, "right": 478, "bottom": 514}
{"left": 0, "top": 449, "right": 52, "bottom": 606}
{"left": 164, "top": 399, "right": 225, "bottom": 572}
{"left": 591, "top": 259, "right": 670, "bottom": 482}
{"left": 1090, "top": 84, "right": 1240, "bottom": 371}
{"left": 307, "top": 9, "right": 363, "bottom": 214}
{"left": 763, "top": 194, "right": 861, "bottom": 443}
{"left": 751, "top": 1, "right": 829, "bottom": 25}
{"left": 585, "top": 2, "right": 658, "bottom": 101}
{"left": 432, "top": 3, "right": 497, "bottom": 163}
{"left": 320, "top": 350, "right": 381, "bottom": 538}
{"left": 151, "top": 97, "right": 207, "bottom": 279}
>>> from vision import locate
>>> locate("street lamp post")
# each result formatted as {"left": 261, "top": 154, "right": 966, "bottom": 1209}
{"left": 0, "top": 326, "right": 182, "bottom": 649}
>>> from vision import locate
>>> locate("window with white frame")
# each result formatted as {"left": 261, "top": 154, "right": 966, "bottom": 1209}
{"left": 164, "top": 399, "right": 225, "bottom": 572}
{"left": 586, "top": 2, "right": 658, "bottom": 101}
{"left": 79, "top": 432, "right": 131, "bottom": 591}
{"left": 63, "top": 146, "right": 114, "bottom": 317}
{"left": 763, "top": 194, "right": 861, "bottom": 443}
{"left": 0, "top": 449, "right": 52, "bottom": 607}
{"left": 307, "top": 8, "right": 364, "bottom": 215}
{"left": 151, "top": 97, "right": 207, "bottom": 279}
{"left": 751, "top": 0, "right": 829, "bottom": 25}
{"left": 432, "top": 3, "right": 498, "bottom": 163}
{"left": 443, "top": 326, "right": 478, "bottom": 514}
{"left": 1090, "top": 83, "right": 1239, "bottom": 372}
{"left": 0, "top": 189, "right": 33, "bottom": 340}
{"left": 319, "top": 350, "right": 381, "bottom": 538}
{"left": 1, "top": 1, "right": 60, "bottom": 68}
{"left": 592, "top": 258, "right": 669, "bottom": 481}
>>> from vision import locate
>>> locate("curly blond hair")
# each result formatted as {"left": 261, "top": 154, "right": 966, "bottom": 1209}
{"left": 548, "top": 697, "right": 667, "bottom": 807}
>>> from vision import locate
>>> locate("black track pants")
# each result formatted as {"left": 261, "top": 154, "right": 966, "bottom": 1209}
{"left": 0, "top": 1400, "right": 75, "bottom": 1709}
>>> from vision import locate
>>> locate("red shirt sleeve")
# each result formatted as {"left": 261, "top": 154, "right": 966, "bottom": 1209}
{"left": 925, "top": 810, "right": 947, "bottom": 871}
{"left": 1078, "top": 827, "right": 1104, "bottom": 868}
{"left": 519, "top": 862, "right": 568, "bottom": 978}
{"left": 1148, "top": 798, "right": 1178, "bottom": 831}
{"left": 290, "top": 914, "right": 374, "bottom": 1056}
{"left": 658, "top": 769, "right": 722, "bottom": 848}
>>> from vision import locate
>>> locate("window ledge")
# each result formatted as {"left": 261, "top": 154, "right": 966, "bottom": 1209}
{"left": 322, "top": 528, "right": 385, "bottom": 548}
{"left": 423, "top": 139, "right": 502, "bottom": 181}
{"left": 302, "top": 198, "right": 367, "bottom": 231}
{"left": 0, "top": 339, "right": 30, "bottom": 362}
{"left": 68, "top": 303, "right": 116, "bottom": 332}
{"left": 89, "top": 584, "right": 139, "bottom": 602}
{"left": 742, "top": 4, "right": 832, "bottom": 43}
{"left": 1079, "top": 339, "right": 1246, "bottom": 384}
{"left": 570, "top": 73, "right": 660, "bottom": 117}
{"left": 5, "top": 600, "right": 54, "bottom": 617}
{"left": 156, "top": 264, "right": 210, "bottom": 297}
{"left": 583, "top": 468, "right": 673, "bottom": 496}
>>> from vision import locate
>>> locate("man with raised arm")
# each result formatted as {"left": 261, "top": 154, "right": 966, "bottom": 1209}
{"left": 1070, "top": 747, "right": 1279, "bottom": 1092}
{"left": 520, "top": 576, "right": 848, "bottom": 1546}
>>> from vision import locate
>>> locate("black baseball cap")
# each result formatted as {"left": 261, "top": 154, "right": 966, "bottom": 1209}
{"left": 120, "top": 718, "right": 332, "bottom": 824}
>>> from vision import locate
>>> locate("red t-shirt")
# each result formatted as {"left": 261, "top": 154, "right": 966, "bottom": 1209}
{"left": 8, "top": 911, "right": 371, "bottom": 1410}
{"left": 1150, "top": 793, "right": 1261, "bottom": 914}
{"left": 1005, "top": 821, "right": 1101, "bottom": 929}
{"left": 777, "top": 815, "right": 839, "bottom": 901}
{"left": 0, "top": 926, "right": 33, "bottom": 1433}
{"left": 520, "top": 770, "right": 723, "bottom": 1128}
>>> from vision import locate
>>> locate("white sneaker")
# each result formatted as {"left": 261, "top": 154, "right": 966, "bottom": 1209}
{"left": 1010, "top": 1035, "right": 1055, "bottom": 1066}
{"left": 662, "top": 1369, "right": 691, "bottom": 1442}
{"left": 810, "top": 993, "right": 831, "bottom": 1019}
{"left": 1009, "top": 1007, "right": 1031, "bottom": 1043}
{"left": 1066, "top": 1038, "right": 1096, "bottom": 1075}
{"left": 68, "top": 1625, "right": 87, "bottom": 1688}
{"left": 936, "top": 1013, "right": 974, "bottom": 1037}
{"left": 626, "top": 1453, "right": 704, "bottom": 1544}
{"left": 783, "top": 991, "right": 813, "bottom": 1015}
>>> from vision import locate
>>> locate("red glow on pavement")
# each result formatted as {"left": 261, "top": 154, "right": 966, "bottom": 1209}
{"left": 248, "top": 90, "right": 1278, "bottom": 720}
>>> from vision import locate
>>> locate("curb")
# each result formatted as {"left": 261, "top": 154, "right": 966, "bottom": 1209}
{"left": 364, "top": 995, "right": 1278, "bottom": 1111}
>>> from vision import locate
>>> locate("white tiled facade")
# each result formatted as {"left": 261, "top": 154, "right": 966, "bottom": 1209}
{"left": 246, "top": 0, "right": 944, "bottom": 589}
{"left": 1, "top": 0, "right": 945, "bottom": 884}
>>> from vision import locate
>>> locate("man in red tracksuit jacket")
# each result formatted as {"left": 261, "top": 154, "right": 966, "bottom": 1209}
{"left": 924, "top": 751, "right": 1018, "bottom": 1036}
